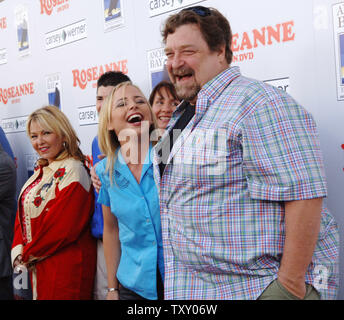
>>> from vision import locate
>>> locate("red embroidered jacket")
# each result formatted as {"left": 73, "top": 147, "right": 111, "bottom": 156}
{"left": 11, "top": 157, "right": 96, "bottom": 300}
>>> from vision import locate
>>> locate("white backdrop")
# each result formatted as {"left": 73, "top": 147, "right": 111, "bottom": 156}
{"left": 0, "top": 0, "right": 343, "bottom": 299}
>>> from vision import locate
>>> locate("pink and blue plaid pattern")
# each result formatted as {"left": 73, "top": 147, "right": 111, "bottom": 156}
{"left": 154, "top": 67, "right": 339, "bottom": 300}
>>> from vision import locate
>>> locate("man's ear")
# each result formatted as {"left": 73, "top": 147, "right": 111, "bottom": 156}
{"left": 217, "top": 44, "right": 226, "bottom": 63}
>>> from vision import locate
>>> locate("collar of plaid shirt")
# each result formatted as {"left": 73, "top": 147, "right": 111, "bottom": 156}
{"left": 155, "top": 67, "right": 240, "bottom": 182}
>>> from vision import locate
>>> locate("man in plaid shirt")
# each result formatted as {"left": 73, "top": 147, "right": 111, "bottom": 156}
{"left": 154, "top": 6, "right": 339, "bottom": 300}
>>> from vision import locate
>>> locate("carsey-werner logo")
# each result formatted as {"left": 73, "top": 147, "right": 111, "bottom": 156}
{"left": 72, "top": 60, "right": 129, "bottom": 90}
{"left": 149, "top": 0, "right": 206, "bottom": 17}
{"left": 232, "top": 20, "right": 295, "bottom": 63}
{"left": 0, "top": 82, "right": 34, "bottom": 105}
{"left": 40, "top": 0, "right": 70, "bottom": 16}
{"left": 78, "top": 105, "right": 98, "bottom": 126}
{"left": 264, "top": 77, "right": 290, "bottom": 94}
{"left": 45, "top": 19, "right": 87, "bottom": 50}
{"left": 1, "top": 116, "right": 28, "bottom": 134}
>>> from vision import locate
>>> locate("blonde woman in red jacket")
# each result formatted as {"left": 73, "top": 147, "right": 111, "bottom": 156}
{"left": 12, "top": 106, "right": 96, "bottom": 300}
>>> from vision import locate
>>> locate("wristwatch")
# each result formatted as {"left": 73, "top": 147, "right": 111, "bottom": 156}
{"left": 107, "top": 288, "right": 119, "bottom": 292}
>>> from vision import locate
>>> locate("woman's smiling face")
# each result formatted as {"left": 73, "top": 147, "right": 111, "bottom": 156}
{"left": 29, "top": 120, "right": 64, "bottom": 164}
{"left": 151, "top": 87, "right": 179, "bottom": 129}
{"left": 108, "top": 85, "right": 153, "bottom": 141}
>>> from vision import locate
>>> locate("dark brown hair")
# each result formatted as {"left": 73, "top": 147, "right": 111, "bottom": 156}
{"left": 149, "top": 81, "right": 180, "bottom": 106}
{"left": 97, "top": 71, "right": 131, "bottom": 89}
{"left": 162, "top": 7, "right": 233, "bottom": 64}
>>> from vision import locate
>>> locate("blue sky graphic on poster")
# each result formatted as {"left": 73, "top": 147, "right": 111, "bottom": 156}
{"left": 26, "top": 154, "right": 38, "bottom": 178}
{"left": 147, "top": 47, "right": 170, "bottom": 91}
{"left": 151, "top": 66, "right": 170, "bottom": 90}
{"left": 17, "top": 17, "right": 28, "bottom": 51}
{"left": 104, "top": 0, "right": 121, "bottom": 21}
{"left": 46, "top": 73, "right": 62, "bottom": 110}
{"left": 15, "top": 5, "right": 30, "bottom": 56}
{"left": 333, "top": 3, "right": 344, "bottom": 100}
{"left": 48, "top": 86, "right": 61, "bottom": 109}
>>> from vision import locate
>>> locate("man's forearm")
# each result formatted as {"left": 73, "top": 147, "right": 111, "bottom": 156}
{"left": 278, "top": 198, "right": 322, "bottom": 298}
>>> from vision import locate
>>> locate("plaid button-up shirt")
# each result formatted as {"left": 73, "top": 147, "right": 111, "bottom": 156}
{"left": 153, "top": 67, "right": 339, "bottom": 300}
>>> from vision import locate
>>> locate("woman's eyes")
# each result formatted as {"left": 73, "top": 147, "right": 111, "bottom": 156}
{"left": 155, "top": 99, "right": 179, "bottom": 107}
{"left": 116, "top": 102, "right": 125, "bottom": 108}
{"left": 31, "top": 131, "right": 51, "bottom": 139}
{"left": 116, "top": 99, "right": 146, "bottom": 108}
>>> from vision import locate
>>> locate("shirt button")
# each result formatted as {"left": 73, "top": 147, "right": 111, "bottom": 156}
{"left": 146, "top": 219, "right": 150, "bottom": 224}
{"left": 152, "top": 241, "right": 156, "bottom": 245}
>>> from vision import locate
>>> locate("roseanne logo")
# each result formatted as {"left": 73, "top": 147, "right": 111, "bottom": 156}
{"left": 40, "top": 0, "right": 70, "bottom": 15}
{"left": 0, "top": 82, "right": 34, "bottom": 105}
{"left": 232, "top": 20, "right": 296, "bottom": 63}
{"left": 72, "top": 60, "right": 129, "bottom": 90}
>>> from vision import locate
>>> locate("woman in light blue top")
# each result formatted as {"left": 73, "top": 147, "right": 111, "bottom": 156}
{"left": 96, "top": 81, "right": 164, "bottom": 300}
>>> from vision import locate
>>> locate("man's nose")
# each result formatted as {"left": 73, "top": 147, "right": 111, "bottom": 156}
{"left": 170, "top": 53, "right": 184, "bottom": 69}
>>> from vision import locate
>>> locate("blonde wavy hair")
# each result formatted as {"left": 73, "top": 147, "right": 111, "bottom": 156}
{"left": 98, "top": 81, "right": 158, "bottom": 183}
{"left": 26, "top": 105, "right": 86, "bottom": 167}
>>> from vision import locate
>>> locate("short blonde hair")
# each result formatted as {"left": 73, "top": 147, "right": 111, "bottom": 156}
{"left": 27, "top": 106, "right": 86, "bottom": 166}
{"left": 98, "top": 81, "right": 158, "bottom": 183}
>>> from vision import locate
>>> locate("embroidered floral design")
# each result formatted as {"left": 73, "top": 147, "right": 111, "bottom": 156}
{"left": 54, "top": 168, "right": 66, "bottom": 180}
{"left": 33, "top": 196, "right": 43, "bottom": 208}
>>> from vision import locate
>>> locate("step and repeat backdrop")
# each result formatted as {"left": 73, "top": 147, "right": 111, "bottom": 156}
{"left": 0, "top": 0, "right": 344, "bottom": 298}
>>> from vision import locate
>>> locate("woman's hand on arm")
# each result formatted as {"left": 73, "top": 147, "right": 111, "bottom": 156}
{"left": 13, "top": 254, "right": 23, "bottom": 268}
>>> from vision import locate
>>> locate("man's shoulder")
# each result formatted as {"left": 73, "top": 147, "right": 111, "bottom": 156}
{"left": 92, "top": 136, "right": 100, "bottom": 152}
{"left": 0, "top": 150, "right": 15, "bottom": 170}
{"left": 232, "top": 74, "right": 294, "bottom": 101}
{"left": 92, "top": 135, "right": 99, "bottom": 145}
{"left": 92, "top": 135, "right": 103, "bottom": 164}
{"left": 218, "top": 73, "right": 298, "bottom": 112}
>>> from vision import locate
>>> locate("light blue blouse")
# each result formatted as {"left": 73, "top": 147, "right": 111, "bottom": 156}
{"left": 96, "top": 144, "right": 164, "bottom": 300}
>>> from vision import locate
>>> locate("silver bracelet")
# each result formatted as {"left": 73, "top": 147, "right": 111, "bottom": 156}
{"left": 107, "top": 287, "right": 119, "bottom": 292}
